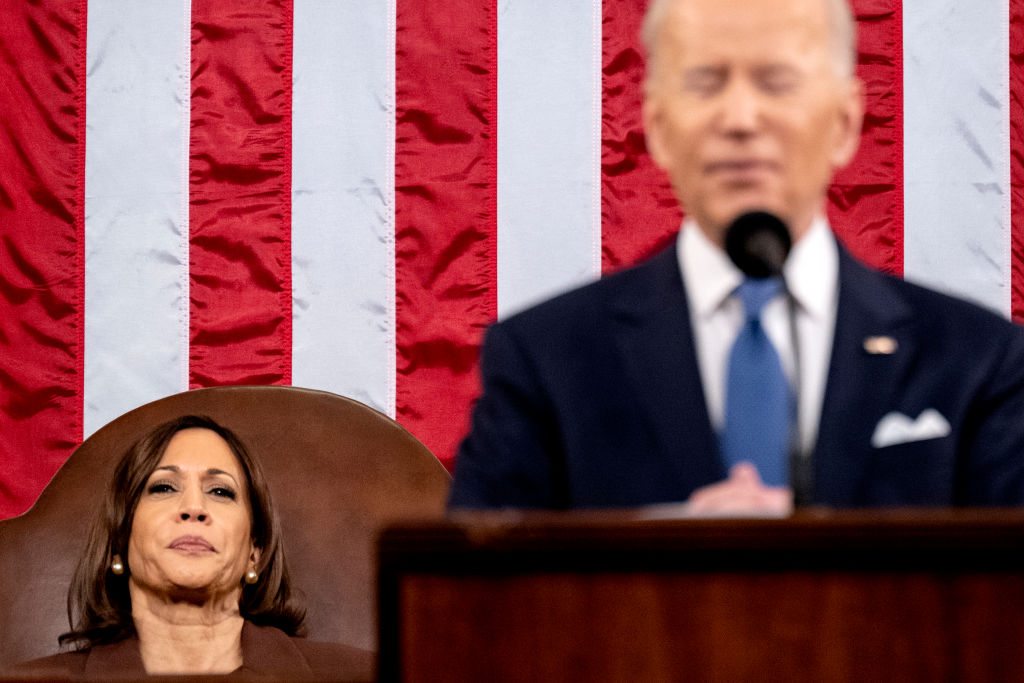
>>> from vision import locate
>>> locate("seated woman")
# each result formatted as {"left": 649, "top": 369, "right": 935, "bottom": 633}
{"left": 13, "top": 415, "right": 372, "bottom": 679}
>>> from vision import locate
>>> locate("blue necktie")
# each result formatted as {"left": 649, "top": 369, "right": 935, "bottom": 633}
{"left": 720, "top": 277, "right": 792, "bottom": 486}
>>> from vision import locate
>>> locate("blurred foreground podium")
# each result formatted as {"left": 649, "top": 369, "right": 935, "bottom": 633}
{"left": 378, "top": 509, "right": 1024, "bottom": 682}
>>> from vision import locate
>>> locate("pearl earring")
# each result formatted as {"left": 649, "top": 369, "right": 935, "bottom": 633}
{"left": 111, "top": 554, "right": 125, "bottom": 576}
{"left": 244, "top": 568, "right": 259, "bottom": 584}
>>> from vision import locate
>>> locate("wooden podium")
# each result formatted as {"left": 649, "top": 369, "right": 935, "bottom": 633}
{"left": 378, "top": 509, "right": 1024, "bottom": 682}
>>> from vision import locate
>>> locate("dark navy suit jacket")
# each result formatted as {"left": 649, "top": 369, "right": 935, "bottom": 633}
{"left": 449, "top": 240, "right": 1024, "bottom": 508}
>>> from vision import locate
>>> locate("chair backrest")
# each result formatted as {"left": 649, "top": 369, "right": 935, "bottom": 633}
{"left": 0, "top": 386, "right": 450, "bottom": 666}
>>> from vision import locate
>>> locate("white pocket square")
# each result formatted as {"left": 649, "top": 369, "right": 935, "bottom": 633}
{"left": 871, "top": 409, "right": 951, "bottom": 449}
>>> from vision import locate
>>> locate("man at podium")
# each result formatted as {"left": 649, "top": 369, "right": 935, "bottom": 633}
{"left": 448, "top": 0, "right": 1024, "bottom": 512}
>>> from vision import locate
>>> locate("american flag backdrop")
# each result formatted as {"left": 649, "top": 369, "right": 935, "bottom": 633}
{"left": 2, "top": 0, "right": 1024, "bottom": 519}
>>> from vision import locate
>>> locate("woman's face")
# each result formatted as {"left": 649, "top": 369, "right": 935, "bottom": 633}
{"left": 127, "top": 428, "right": 258, "bottom": 602}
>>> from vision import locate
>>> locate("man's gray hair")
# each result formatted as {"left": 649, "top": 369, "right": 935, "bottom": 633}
{"left": 641, "top": 0, "right": 857, "bottom": 80}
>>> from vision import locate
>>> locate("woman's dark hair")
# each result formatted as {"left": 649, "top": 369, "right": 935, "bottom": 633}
{"left": 60, "top": 415, "right": 306, "bottom": 650}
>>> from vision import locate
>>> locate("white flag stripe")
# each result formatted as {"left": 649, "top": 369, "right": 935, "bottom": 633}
{"left": 83, "top": 0, "right": 191, "bottom": 437}
{"left": 291, "top": 0, "right": 398, "bottom": 417}
{"left": 902, "top": 0, "right": 1011, "bottom": 316}
{"left": 496, "top": 0, "right": 603, "bottom": 320}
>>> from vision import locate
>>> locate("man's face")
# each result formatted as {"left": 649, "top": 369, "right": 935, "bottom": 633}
{"left": 643, "top": 0, "right": 863, "bottom": 246}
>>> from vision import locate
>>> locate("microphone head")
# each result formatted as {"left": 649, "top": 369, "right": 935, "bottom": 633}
{"left": 724, "top": 211, "right": 792, "bottom": 278}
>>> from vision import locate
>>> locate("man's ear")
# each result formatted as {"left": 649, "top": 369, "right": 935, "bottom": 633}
{"left": 642, "top": 86, "right": 670, "bottom": 171}
{"left": 830, "top": 76, "right": 865, "bottom": 169}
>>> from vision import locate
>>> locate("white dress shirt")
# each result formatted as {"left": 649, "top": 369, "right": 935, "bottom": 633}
{"left": 678, "top": 216, "right": 838, "bottom": 456}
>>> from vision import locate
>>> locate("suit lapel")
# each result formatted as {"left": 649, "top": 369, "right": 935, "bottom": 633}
{"left": 813, "top": 248, "right": 917, "bottom": 505}
{"left": 607, "top": 245, "right": 726, "bottom": 494}
{"left": 84, "top": 636, "right": 147, "bottom": 676}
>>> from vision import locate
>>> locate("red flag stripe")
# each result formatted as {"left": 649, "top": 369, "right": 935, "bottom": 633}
{"left": 0, "top": 0, "right": 86, "bottom": 518}
{"left": 1011, "top": 2, "right": 1024, "bottom": 322}
{"left": 188, "top": 0, "right": 294, "bottom": 387}
{"left": 831, "top": 0, "right": 903, "bottom": 274}
{"left": 394, "top": 0, "right": 499, "bottom": 469}
{"left": 600, "top": 0, "right": 682, "bottom": 273}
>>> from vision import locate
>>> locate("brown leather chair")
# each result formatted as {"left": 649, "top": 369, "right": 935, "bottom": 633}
{"left": 0, "top": 386, "right": 450, "bottom": 667}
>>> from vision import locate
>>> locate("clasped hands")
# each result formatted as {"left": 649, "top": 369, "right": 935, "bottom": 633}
{"left": 685, "top": 463, "right": 793, "bottom": 517}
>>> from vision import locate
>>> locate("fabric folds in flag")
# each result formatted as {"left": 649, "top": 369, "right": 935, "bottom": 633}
{"left": 1, "top": 0, "right": 1020, "bottom": 518}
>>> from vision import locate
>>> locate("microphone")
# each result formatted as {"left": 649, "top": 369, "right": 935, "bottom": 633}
{"left": 723, "top": 211, "right": 812, "bottom": 505}
{"left": 724, "top": 210, "right": 791, "bottom": 278}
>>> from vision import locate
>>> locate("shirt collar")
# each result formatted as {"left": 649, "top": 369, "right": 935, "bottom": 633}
{"left": 678, "top": 217, "right": 741, "bottom": 320}
{"left": 783, "top": 215, "right": 838, "bottom": 322}
{"left": 677, "top": 215, "right": 838, "bottom": 321}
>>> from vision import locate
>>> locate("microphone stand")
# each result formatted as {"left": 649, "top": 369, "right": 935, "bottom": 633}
{"left": 783, "top": 280, "right": 812, "bottom": 506}
{"left": 726, "top": 211, "right": 813, "bottom": 505}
